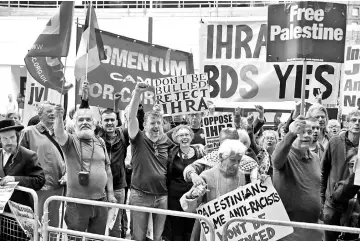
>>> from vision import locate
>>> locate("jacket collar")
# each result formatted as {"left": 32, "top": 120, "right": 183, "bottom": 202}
{"left": 36, "top": 122, "right": 53, "bottom": 134}
{"left": 98, "top": 128, "right": 121, "bottom": 145}
{"left": 0, "top": 146, "right": 21, "bottom": 170}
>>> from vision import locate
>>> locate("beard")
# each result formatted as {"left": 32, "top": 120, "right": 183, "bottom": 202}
{"left": 219, "top": 162, "right": 238, "bottom": 177}
{"left": 75, "top": 129, "right": 94, "bottom": 139}
{"left": 4, "top": 144, "right": 16, "bottom": 154}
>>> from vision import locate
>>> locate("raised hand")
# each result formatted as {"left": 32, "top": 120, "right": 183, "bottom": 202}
{"left": 289, "top": 116, "right": 307, "bottom": 135}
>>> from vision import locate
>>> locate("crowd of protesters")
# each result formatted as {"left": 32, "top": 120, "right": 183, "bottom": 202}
{"left": 0, "top": 81, "right": 359, "bottom": 241}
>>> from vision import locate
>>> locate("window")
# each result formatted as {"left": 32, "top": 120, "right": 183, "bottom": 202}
{"left": 352, "top": 7, "right": 359, "bottom": 17}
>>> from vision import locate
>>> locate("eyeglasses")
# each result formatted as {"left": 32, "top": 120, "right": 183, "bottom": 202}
{"left": 264, "top": 137, "right": 276, "bottom": 141}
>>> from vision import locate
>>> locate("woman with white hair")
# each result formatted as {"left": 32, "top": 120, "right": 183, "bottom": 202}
{"left": 180, "top": 140, "right": 248, "bottom": 241}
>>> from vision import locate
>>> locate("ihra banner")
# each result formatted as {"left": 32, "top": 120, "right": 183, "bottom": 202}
{"left": 75, "top": 27, "right": 194, "bottom": 111}
{"left": 341, "top": 45, "right": 360, "bottom": 114}
{"left": 267, "top": 2, "right": 347, "bottom": 63}
{"left": 154, "top": 73, "right": 210, "bottom": 116}
{"left": 202, "top": 113, "right": 234, "bottom": 152}
{"left": 196, "top": 179, "right": 293, "bottom": 241}
{"left": 200, "top": 19, "right": 340, "bottom": 105}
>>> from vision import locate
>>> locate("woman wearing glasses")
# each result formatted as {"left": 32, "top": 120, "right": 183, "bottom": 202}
{"left": 257, "top": 130, "right": 279, "bottom": 177}
{"left": 167, "top": 125, "right": 203, "bottom": 241}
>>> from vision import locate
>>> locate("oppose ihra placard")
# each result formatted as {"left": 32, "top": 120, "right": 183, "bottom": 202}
{"left": 202, "top": 113, "right": 234, "bottom": 152}
{"left": 267, "top": 2, "right": 347, "bottom": 63}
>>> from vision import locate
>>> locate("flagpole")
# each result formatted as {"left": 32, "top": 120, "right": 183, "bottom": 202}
{"left": 59, "top": 57, "right": 67, "bottom": 104}
{"left": 84, "top": 1, "right": 92, "bottom": 85}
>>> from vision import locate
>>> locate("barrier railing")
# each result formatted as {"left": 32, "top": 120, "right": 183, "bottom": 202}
{"left": 222, "top": 217, "right": 360, "bottom": 241}
{"left": 0, "top": 185, "right": 40, "bottom": 241}
{"left": 42, "top": 195, "right": 216, "bottom": 241}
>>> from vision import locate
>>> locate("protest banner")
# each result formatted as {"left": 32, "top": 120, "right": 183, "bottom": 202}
{"left": 105, "top": 208, "right": 119, "bottom": 236}
{"left": 8, "top": 200, "right": 36, "bottom": 239}
{"left": 199, "top": 19, "right": 341, "bottom": 105}
{"left": 23, "top": 72, "right": 63, "bottom": 125}
{"left": 267, "top": 2, "right": 347, "bottom": 63}
{"left": 75, "top": 27, "right": 194, "bottom": 111}
{"left": 202, "top": 113, "right": 234, "bottom": 152}
{"left": 0, "top": 182, "right": 18, "bottom": 214}
{"left": 196, "top": 179, "right": 293, "bottom": 241}
{"left": 341, "top": 45, "right": 360, "bottom": 114}
{"left": 154, "top": 73, "right": 210, "bottom": 116}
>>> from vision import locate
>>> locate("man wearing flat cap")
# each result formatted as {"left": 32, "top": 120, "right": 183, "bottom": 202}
{"left": 0, "top": 119, "right": 45, "bottom": 239}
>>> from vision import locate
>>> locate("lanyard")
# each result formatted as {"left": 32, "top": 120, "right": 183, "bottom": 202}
{"left": 79, "top": 139, "right": 95, "bottom": 172}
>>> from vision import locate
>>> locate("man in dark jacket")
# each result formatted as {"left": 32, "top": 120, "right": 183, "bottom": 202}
{"left": 0, "top": 119, "right": 45, "bottom": 240}
{"left": 321, "top": 109, "right": 360, "bottom": 241}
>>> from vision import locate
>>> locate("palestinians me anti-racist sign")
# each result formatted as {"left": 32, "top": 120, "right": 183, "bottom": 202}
{"left": 75, "top": 27, "right": 194, "bottom": 111}
{"left": 154, "top": 73, "right": 210, "bottom": 116}
{"left": 202, "top": 113, "right": 234, "bottom": 152}
{"left": 199, "top": 19, "right": 340, "bottom": 105}
{"left": 341, "top": 45, "right": 360, "bottom": 114}
{"left": 267, "top": 2, "right": 347, "bottom": 63}
{"left": 196, "top": 179, "right": 293, "bottom": 241}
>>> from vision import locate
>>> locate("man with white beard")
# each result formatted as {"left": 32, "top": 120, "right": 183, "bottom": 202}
{"left": 54, "top": 106, "right": 117, "bottom": 240}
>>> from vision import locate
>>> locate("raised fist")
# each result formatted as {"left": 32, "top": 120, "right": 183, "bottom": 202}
{"left": 289, "top": 116, "right": 307, "bottom": 135}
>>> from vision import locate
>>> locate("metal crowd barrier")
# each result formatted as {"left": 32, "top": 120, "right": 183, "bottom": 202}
{"left": 0, "top": 185, "right": 40, "bottom": 241}
{"left": 42, "top": 195, "right": 216, "bottom": 241}
{"left": 222, "top": 217, "right": 360, "bottom": 241}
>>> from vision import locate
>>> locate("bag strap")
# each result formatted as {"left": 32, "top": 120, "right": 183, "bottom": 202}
{"left": 42, "top": 130, "right": 65, "bottom": 161}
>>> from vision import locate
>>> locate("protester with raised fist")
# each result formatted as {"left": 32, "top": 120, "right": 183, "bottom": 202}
{"left": 321, "top": 109, "right": 360, "bottom": 241}
{"left": 53, "top": 104, "right": 117, "bottom": 240}
{"left": 272, "top": 116, "right": 323, "bottom": 241}
{"left": 127, "top": 82, "right": 174, "bottom": 241}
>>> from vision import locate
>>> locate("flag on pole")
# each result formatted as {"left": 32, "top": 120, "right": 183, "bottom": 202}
{"left": 24, "top": 57, "right": 73, "bottom": 94}
{"left": 74, "top": 5, "right": 105, "bottom": 80}
{"left": 26, "top": 1, "right": 74, "bottom": 57}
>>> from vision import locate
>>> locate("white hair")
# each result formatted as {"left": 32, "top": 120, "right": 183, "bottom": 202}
{"left": 237, "top": 129, "right": 250, "bottom": 148}
{"left": 73, "top": 108, "right": 94, "bottom": 123}
{"left": 218, "top": 139, "right": 247, "bottom": 160}
{"left": 327, "top": 119, "right": 340, "bottom": 128}
{"left": 37, "top": 101, "right": 56, "bottom": 116}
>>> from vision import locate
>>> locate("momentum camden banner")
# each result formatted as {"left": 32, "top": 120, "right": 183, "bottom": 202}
{"left": 267, "top": 2, "right": 347, "bottom": 63}
{"left": 200, "top": 19, "right": 341, "bottom": 105}
{"left": 202, "top": 113, "right": 234, "bottom": 152}
{"left": 154, "top": 73, "right": 209, "bottom": 115}
{"left": 341, "top": 45, "right": 360, "bottom": 114}
{"left": 76, "top": 27, "right": 194, "bottom": 111}
{"left": 196, "top": 179, "right": 293, "bottom": 241}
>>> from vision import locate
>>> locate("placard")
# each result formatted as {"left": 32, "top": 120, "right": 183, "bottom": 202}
{"left": 154, "top": 73, "right": 210, "bottom": 116}
{"left": 75, "top": 27, "right": 194, "bottom": 111}
{"left": 341, "top": 45, "right": 360, "bottom": 114}
{"left": 202, "top": 113, "right": 234, "bottom": 152}
{"left": 8, "top": 200, "right": 36, "bottom": 239}
{"left": 200, "top": 20, "right": 340, "bottom": 105}
{"left": 0, "top": 182, "right": 18, "bottom": 214}
{"left": 267, "top": 2, "right": 347, "bottom": 63}
{"left": 196, "top": 179, "right": 293, "bottom": 241}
